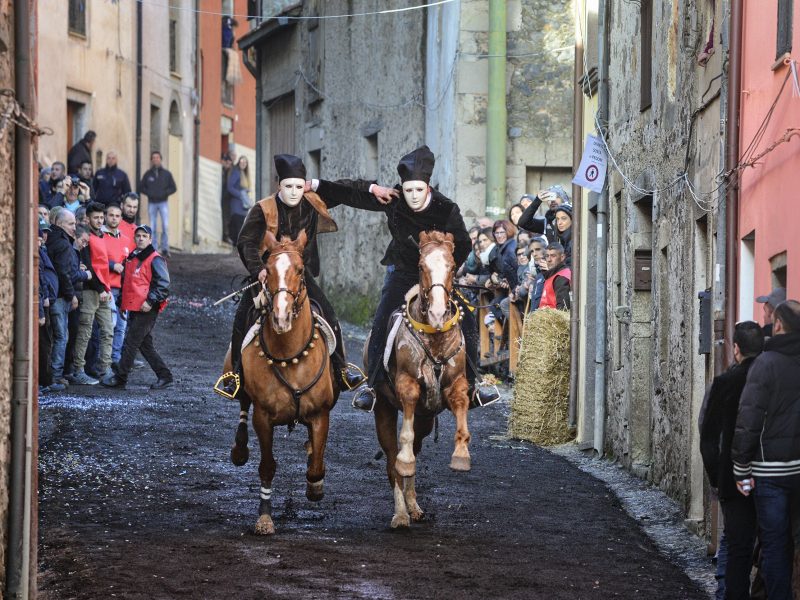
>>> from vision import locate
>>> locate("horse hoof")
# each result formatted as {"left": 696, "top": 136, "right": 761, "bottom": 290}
{"left": 306, "top": 479, "right": 324, "bottom": 502}
{"left": 255, "top": 514, "right": 275, "bottom": 535}
{"left": 395, "top": 459, "right": 416, "bottom": 478}
{"left": 230, "top": 444, "right": 249, "bottom": 466}
{"left": 235, "top": 422, "right": 248, "bottom": 447}
{"left": 391, "top": 513, "right": 410, "bottom": 529}
{"left": 449, "top": 455, "right": 471, "bottom": 472}
{"left": 409, "top": 508, "right": 425, "bottom": 522}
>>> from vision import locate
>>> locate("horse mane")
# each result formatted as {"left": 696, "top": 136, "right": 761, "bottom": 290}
{"left": 404, "top": 284, "right": 420, "bottom": 304}
{"left": 422, "top": 231, "right": 452, "bottom": 246}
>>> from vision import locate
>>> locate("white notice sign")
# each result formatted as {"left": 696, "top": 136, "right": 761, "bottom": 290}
{"left": 572, "top": 134, "right": 608, "bottom": 194}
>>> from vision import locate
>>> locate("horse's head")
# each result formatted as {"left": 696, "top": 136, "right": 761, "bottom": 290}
{"left": 263, "top": 230, "right": 308, "bottom": 334}
{"left": 418, "top": 231, "right": 456, "bottom": 330}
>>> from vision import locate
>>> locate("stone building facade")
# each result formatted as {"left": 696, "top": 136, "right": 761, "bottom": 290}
{"left": 240, "top": 0, "right": 574, "bottom": 322}
{"left": 574, "top": 0, "right": 729, "bottom": 529}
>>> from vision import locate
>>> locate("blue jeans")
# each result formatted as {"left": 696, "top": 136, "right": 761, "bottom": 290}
{"left": 110, "top": 288, "right": 127, "bottom": 363}
{"left": 753, "top": 474, "right": 800, "bottom": 600}
{"left": 50, "top": 298, "right": 70, "bottom": 379}
{"left": 148, "top": 200, "right": 169, "bottom": 252}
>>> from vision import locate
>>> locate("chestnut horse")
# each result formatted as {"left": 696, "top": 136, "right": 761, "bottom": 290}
{"left": 369, "top": 230, "right": 472, "bottom": 529}
{"left": 223, "top": 230, "right": 338, "bottom": 535}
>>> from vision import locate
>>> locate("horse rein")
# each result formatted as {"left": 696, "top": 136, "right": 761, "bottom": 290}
{"left": 261, "top": 249, "right": 307, "bottom": 320}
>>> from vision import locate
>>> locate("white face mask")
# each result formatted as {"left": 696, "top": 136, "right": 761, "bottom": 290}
{"left": 402, "top": 180, "right": 430, "bottom": 212}
{"left": 278, "top": 178, "right": 305, "bottom": 207}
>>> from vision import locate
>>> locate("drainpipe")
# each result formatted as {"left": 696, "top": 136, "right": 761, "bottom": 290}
{"left": 593, "top": 0, "right": 610, "bottom": 456}
{"left": 568, "top": 2, "right": 584, "bottom": 429}
{"left": 192, "top": 0, "right": 200, "bottom": 246}
{"left": 724, "top": 0, "right": 743, "bottom": 366}
{"left": 485, "top": 0, "right": 506, "bottom": 218}
{"left": 135, "top": 0, "right": 143, "bottom": 189}
{"left": 7, "top": 0, "right": 34, "bottom": 595}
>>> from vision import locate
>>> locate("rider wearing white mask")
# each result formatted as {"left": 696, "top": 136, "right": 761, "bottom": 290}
{"left": 309, "top": 145, "right": 500, "bottom": 411}
{"left": 218, "top": 154, "right": 367, "bottom": 400}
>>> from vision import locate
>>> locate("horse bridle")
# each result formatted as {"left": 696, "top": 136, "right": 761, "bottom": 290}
{"left": 418, "top": 240, "right": 456, "bottom": 315}
{"left": 261, "top": 249, "right": 307, "bottom": 320}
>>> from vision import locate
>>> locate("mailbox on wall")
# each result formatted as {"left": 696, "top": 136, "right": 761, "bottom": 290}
{"left": 633, "top": 252, "right": 652, "bottom": 291}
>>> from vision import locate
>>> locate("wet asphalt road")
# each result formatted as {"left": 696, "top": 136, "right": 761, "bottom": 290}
{"left": 38, "top": 254, "right": 709, "bottom": 599}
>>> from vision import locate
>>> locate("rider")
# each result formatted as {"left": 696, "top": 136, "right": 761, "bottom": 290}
{"left": 217, "top": 154, "right": 366, "bottom": 398}
{"left": 309, "top": 145, "right": 501, "bottom": 411}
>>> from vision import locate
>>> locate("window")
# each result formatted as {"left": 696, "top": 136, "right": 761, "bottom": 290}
{"left": 777, "top": 0, "right": 794, "bottom": 58}
{"left": 771, "top": 252, "right": 788, "bottom": 289}
{"left": 221, "top": 51, "right": 234, "bottom": 106}
{"left": 169, "top": 18, "right": 178, "bottom": 73}
{"left": 150, "top": 103, "right": 161, "bottom": 154}
{"left": 640, "top": 0, "right": 653, "bottom": 111}
{"left": 364, "top": 133, "right": 378, "bottom": 179}
{"left": 68, "top": 0, "right": 86, "bottom": 36}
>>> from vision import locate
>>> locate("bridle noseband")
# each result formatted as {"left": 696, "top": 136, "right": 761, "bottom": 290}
{"left": 262, "top": 249, "right": 307, "bottom": 320}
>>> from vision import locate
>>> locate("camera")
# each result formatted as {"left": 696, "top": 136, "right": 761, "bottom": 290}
{"left": 69, "top": 175, "right": 80, "bottom": 186}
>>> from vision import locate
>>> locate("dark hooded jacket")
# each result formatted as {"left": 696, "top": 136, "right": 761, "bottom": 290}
{"left": 139, "top": 166, "right": 177, "bottom": 203}
{"left": 45, "top": 225, "right": 79, "bottom": 301}
{"left": 488, "top": 237, "right": 518, "bottom": 286}
{"left": 700, "top": 357, "right": 757, "bottom": 499}
{"left": 93, "top": 165, "right": 132, "bottom": 206}
{"left": 67, "top": 140, "right": 92, "bottom": 175}
{"left": 732, "top": 332, "right": 800, "bottom": 480}
{"left": 315, "top": 180, "right": 471, "bottom": 273}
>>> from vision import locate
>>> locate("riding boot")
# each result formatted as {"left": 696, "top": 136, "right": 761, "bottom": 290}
{"left": 215, "top": 296, "right": 250, "bottom": 399}
{"left": 330, "top": 323, "right": 366, "bottom": 390}
{"left": 461, "top": 300, "right": 500, "bottom": 409}
{"left": 351, "top": 348, "right": 381, "bottom": 412}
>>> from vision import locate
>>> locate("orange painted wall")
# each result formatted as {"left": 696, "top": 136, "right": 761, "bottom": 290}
{"left": 198, "top": 0, "right": 256, "bottom": 161}
{"left": 738, "top": 1, "right": 800, "bottom": 316}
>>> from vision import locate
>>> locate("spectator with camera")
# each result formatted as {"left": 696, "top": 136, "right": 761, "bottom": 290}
{"left": 93, "top": 151, "right": 132, "bottom": 207}
{"left": 517, "top": 185, "right": 570, "bottom": 243}
{"left": 67, "top": 203, "right": 115, "bottom": 386}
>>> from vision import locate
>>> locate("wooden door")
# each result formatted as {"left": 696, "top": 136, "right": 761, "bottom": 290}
{"left": 267, "top": 93, "right": 295, "bottom": 188}
{"left": 168, "top": 134, "right": 183, "bottom": 250}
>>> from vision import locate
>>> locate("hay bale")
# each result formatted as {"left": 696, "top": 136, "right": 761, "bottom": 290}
{"left": 508, "top": 308, "right": 573, "bottom": 446}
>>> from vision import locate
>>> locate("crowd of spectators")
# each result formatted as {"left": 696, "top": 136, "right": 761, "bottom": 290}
{"left": 37, "top": 131, "right": 174, "bottom": 394}
{"left": 457, "top": 185, "right": 574, "bottom": 340}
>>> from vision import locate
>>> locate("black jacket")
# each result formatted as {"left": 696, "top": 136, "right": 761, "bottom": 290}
{"left": 700, "top": 358, "right": 757, "bottom": 499}
{"left": 123, "top": 245, "right": 170, "bottom": 308}
{"left": 67, "top": 140, "right": 92, "bottom": 175}
{"left": 45, "top": 225, "right": 78, "bottom": 301}
{"left": 488, "top": 238, "right": 518, "bottom": 286}
{"left": 732, "top": 332, "right": 800, "bottom": 479}
{"left": 93, "top": 166, "right": 132, "bottom": 206}
{"left": 316, "top": 180, "right": 470, "bottom": 274}
{"left": 139, "top": 167, "right": 177, "bottom": 203}
{"left": 517, "top": 196, "right": 558, "bottom": 243}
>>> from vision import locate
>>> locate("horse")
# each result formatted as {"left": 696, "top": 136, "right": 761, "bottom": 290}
{"left": 221, "top": 230, "right": 338, "bottom": 535}
{"left": 368, "top": 230, "right": 472, "bottom": 529}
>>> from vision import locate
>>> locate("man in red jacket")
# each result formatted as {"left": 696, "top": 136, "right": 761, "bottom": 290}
{"left": 103, "top": 203, "right": 133, "bottom": 365}
{"left": 538, "top": 242, "right": 571, "bottom": 310}
{"left": 101, "top": 225, "right": 172, "bottom": 390}
{"left": 68, "top": 202, "right": 115, "bottom": 385}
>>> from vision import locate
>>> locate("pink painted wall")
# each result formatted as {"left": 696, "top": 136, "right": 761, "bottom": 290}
{"left": 738, "top": 1, "right": 800, "bottom": 319}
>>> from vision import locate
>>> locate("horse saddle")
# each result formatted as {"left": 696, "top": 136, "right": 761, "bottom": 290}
{"left": 241, "top": 311, "right": 336, "bottom": 356}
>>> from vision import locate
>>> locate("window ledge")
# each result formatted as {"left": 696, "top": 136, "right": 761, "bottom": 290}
{"left": 68, "top": 31, "right": 87, "bottom": 41}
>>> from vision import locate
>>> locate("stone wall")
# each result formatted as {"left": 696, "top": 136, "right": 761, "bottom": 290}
{"left": 0, "top": 0, "right": 15, "bottom": 584}
{"left": 603, "top": 0, "right": 723, "bottom": 518}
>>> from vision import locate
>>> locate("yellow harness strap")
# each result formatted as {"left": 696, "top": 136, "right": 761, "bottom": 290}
{"left": 405, "top": 293, "right": 461, "bottom": 334}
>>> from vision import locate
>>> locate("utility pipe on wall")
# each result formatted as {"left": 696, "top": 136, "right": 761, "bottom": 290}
{"left": 724, "top": 0, "right": 743, "bottom": 366}
{"left": 7, "top": 0, "right": 34, "bottom": 595}
{"left": 192, "top": 0, "right": 200, "bottom": 246}
{"left": 135, "top": 0, "right": 143, "bottom": 188}
{"left": 485, "top": 0, "right": 506, "bottom": 217}
{"left": 593, "top": 0, "right": 610, "bottom": 456}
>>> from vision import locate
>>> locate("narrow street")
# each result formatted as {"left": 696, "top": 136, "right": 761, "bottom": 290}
{"left": 38, "top": 254, "right": 709, "bottom": 599}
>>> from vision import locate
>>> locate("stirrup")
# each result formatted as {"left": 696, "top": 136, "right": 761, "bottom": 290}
{"left": 340, "top": 362, "right": 367, "bottom": 391}
{"left": 471, "top": 381, "right": 501, "bottom": 408}
{"left": 214, "top": 372, "right": 241, "bottom": 400}
{"left": 351, "top": 386, "right": 377, "bottom": 412}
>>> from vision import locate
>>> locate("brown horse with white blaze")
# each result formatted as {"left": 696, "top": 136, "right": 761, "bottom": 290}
{"left": 369, "top": 230, "right": 472, "bottom": 529}
{"left": 225, "top": 230, "right": 338, "bottom": 535}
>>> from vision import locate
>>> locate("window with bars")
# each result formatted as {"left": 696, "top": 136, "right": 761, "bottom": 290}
{"left": 68, "top": 0, "right": 86, "bottom": 37}
{"left": 777, "top": 0, "right": 794, "bottom": 59}
{"left": 169, "top": 18, "right": 178, "bottom": 73}
{"left": 640, "top": 0, "right": 653, "bottom": 111}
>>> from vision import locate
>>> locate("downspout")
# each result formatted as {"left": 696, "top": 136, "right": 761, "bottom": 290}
{"left": 135, "top": 0, "right": 143, "bottom": 189}
{"left": 192, "top": 0, "right": 200, "bottom": 246}
{"left": 568, "top": 2, "right": 584, "bottom": 429}
{"left": 593, "top": 0, "right": 610, "bottom": 456}
{"left": 724, "top": 0, "right": 743, "bottom": 366}
{"left": 7, "top": 0, "right": 34, "bottom": 594}
{"left": 485, "top": 0, "right": 506, "bottom": 218}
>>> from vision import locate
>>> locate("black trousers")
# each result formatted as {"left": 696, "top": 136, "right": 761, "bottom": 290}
{"left": 721, "top": 493, "right": 758, "bottom": 600}
{"left": 229, "top": 214, "right": 245, "bottom": 246}
{"left": 230, "top": 275, "right": 347, "bottom": 374}
{"left": 39, "top": 308, "right": 53, "bottom": 387}
{"left": 366, "top": 268, "right": 479, "bottom": 388}
{"left": 117, "top": 310, "right": 171, "bottom": 381}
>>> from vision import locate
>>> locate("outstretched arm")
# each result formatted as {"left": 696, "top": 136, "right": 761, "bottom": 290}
{"left": 312, "top": 179, "right": 395, "bottom": 211}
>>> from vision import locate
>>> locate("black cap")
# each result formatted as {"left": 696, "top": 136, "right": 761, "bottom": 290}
{"left": 135, "top": 224, "right": 153, "bottom": 236}
{"left": 274, "top": 154, "right": 306, "bottom": 181}
{"left": 396, "top": 145, "right": 435, "bottom": 184}
{"left": 554, "top": 203, "right": 573, "bottom": 218}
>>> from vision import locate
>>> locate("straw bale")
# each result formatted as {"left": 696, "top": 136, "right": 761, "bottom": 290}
{"left": 508, "top": 308, "right": 573, "bottom": 446}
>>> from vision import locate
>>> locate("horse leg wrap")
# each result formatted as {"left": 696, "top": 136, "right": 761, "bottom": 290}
{"left": 306, "top": 478, "right": 324, "bottom": 502}
{"left": 259, "top": 487, "right": 272, "bottom": 516}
